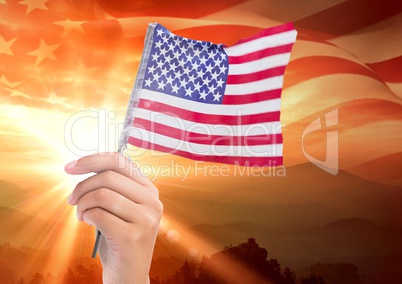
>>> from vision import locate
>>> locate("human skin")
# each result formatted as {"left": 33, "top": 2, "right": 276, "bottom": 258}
{"left": 65, "top": 153, "right": 163, "bottom": 283}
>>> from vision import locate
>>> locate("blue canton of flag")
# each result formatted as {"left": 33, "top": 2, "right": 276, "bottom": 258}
{"left": 142, "top": 25, "right": 228, "bottom": 104}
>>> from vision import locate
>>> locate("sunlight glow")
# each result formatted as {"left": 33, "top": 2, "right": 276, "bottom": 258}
{"left": 0, "top": 90, "right": 125, "bottom": 275}
{"left": 0, "top": 89, "right": 225, "bottom": 278}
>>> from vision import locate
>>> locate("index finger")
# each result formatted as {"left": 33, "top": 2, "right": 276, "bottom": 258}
{"left": 64, "top": 152, "right": 151, "bottom": 187}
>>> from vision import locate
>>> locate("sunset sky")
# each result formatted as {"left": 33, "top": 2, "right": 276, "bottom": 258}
{"left": 0, "top": 0, "right": 401, "bottom": 282}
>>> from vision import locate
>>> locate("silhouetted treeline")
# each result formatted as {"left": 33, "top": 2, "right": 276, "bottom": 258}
{"left": 151, "top": 238, "right": 297, "bottom": 284}
{"left": 10, "top": 264, "right": 102, "bottom": 284}
{"left": 301, "top": 275, "right": 326, "bottom": 284}
{"left": 0, "top": 242, "right": 101, "bottom": 284}
{"left": 6, "top": 264, "right": 102, "bottom": 284}
{"left": 1, "top": 240, "right": 365, "bottom": 284}
{"left": 308, "top": 263, "right": 360, "bottom": 284}
{"left": 0, "top": 260, "right": 13, "bottom": 283}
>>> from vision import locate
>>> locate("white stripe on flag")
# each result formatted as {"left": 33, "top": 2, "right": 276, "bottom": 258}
{"left": 228, "top": 53, "right": 292, "bottom": 75}
{"left": 135, "top": 109, "right": 283, "bottom": 135}
{"left": 224, "top": 30, "right": 298, "bottom": 56}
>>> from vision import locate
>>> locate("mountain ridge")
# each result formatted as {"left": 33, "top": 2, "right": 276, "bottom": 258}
{"left": 158, "top": 162, "right": 402, "bottom": 229}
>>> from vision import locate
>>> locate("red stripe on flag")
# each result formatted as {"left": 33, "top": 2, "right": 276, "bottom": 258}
{"left": 137, "top": 100, "right": 281, "bottom": 124}
{"left": 223, "top": 89, "right": 282, "bottom": 104}
{"left": 134, "top": 118, "right": 283, "bottom": 146}
{"left": 127, "top": 136, "right": 283, "bottom": 167}
{"left": 367, "top": 55, "right": 402, "bottom": 83}
{"left": 228, "top": 44, "right": 294, "bottom": 64}
{"left": 232, "top": 22, "right": 295, "bottom": 45}
{"left": 294, "top": 0, "right": 401, "bottom": 40}
{"left": 227, "top": 66, "right": 286, "bottom": 84}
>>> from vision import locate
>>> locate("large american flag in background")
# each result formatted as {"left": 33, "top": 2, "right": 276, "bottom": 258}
{"left": 120, "top": 22, "right": 297, "bottom": 167}
{"left": 0, "top": 1, "right": 401, "bottom": 282}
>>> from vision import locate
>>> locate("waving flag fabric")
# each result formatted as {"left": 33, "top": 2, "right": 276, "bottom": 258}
{"left": 119, "top": 22, "right": 297, "bottom": 166}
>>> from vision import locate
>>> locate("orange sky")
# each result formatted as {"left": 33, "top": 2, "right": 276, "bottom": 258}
{"left": 0, "top": 0, "right": 401, "bottom": 280}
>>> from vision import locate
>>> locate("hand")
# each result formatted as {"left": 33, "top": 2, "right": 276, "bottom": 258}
{"left": 65, "top": 153, "right": 163, "bottom": 284}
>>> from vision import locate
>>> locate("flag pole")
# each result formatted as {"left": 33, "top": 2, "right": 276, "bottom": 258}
{"left": 91, "top": 22, "right": 157, "bottom": 258}
{"left": 92, "top": 230, "right": 102, "bottom": 258}
{"left": 91, "top": 148, "right": 125, "bottom": 258}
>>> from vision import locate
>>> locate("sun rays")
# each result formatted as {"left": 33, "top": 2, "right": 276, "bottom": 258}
{"left": 0, "top": 83, "right": 227, "bottom": 277}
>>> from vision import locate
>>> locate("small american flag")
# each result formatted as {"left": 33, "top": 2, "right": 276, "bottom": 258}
{"left": 119, "top": 22, "right": 297, "bottom": 167}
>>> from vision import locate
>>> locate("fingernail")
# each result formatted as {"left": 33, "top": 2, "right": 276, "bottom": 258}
{"left": 67, "top": 192, "right": 74, "bottom": 204}
{"left": 65, "top": 160, "right": 78, "bottom": 171}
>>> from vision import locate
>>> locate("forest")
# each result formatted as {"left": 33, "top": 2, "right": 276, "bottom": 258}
{"left": 1, "top": 238, "right": 363, "bottom": 284}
